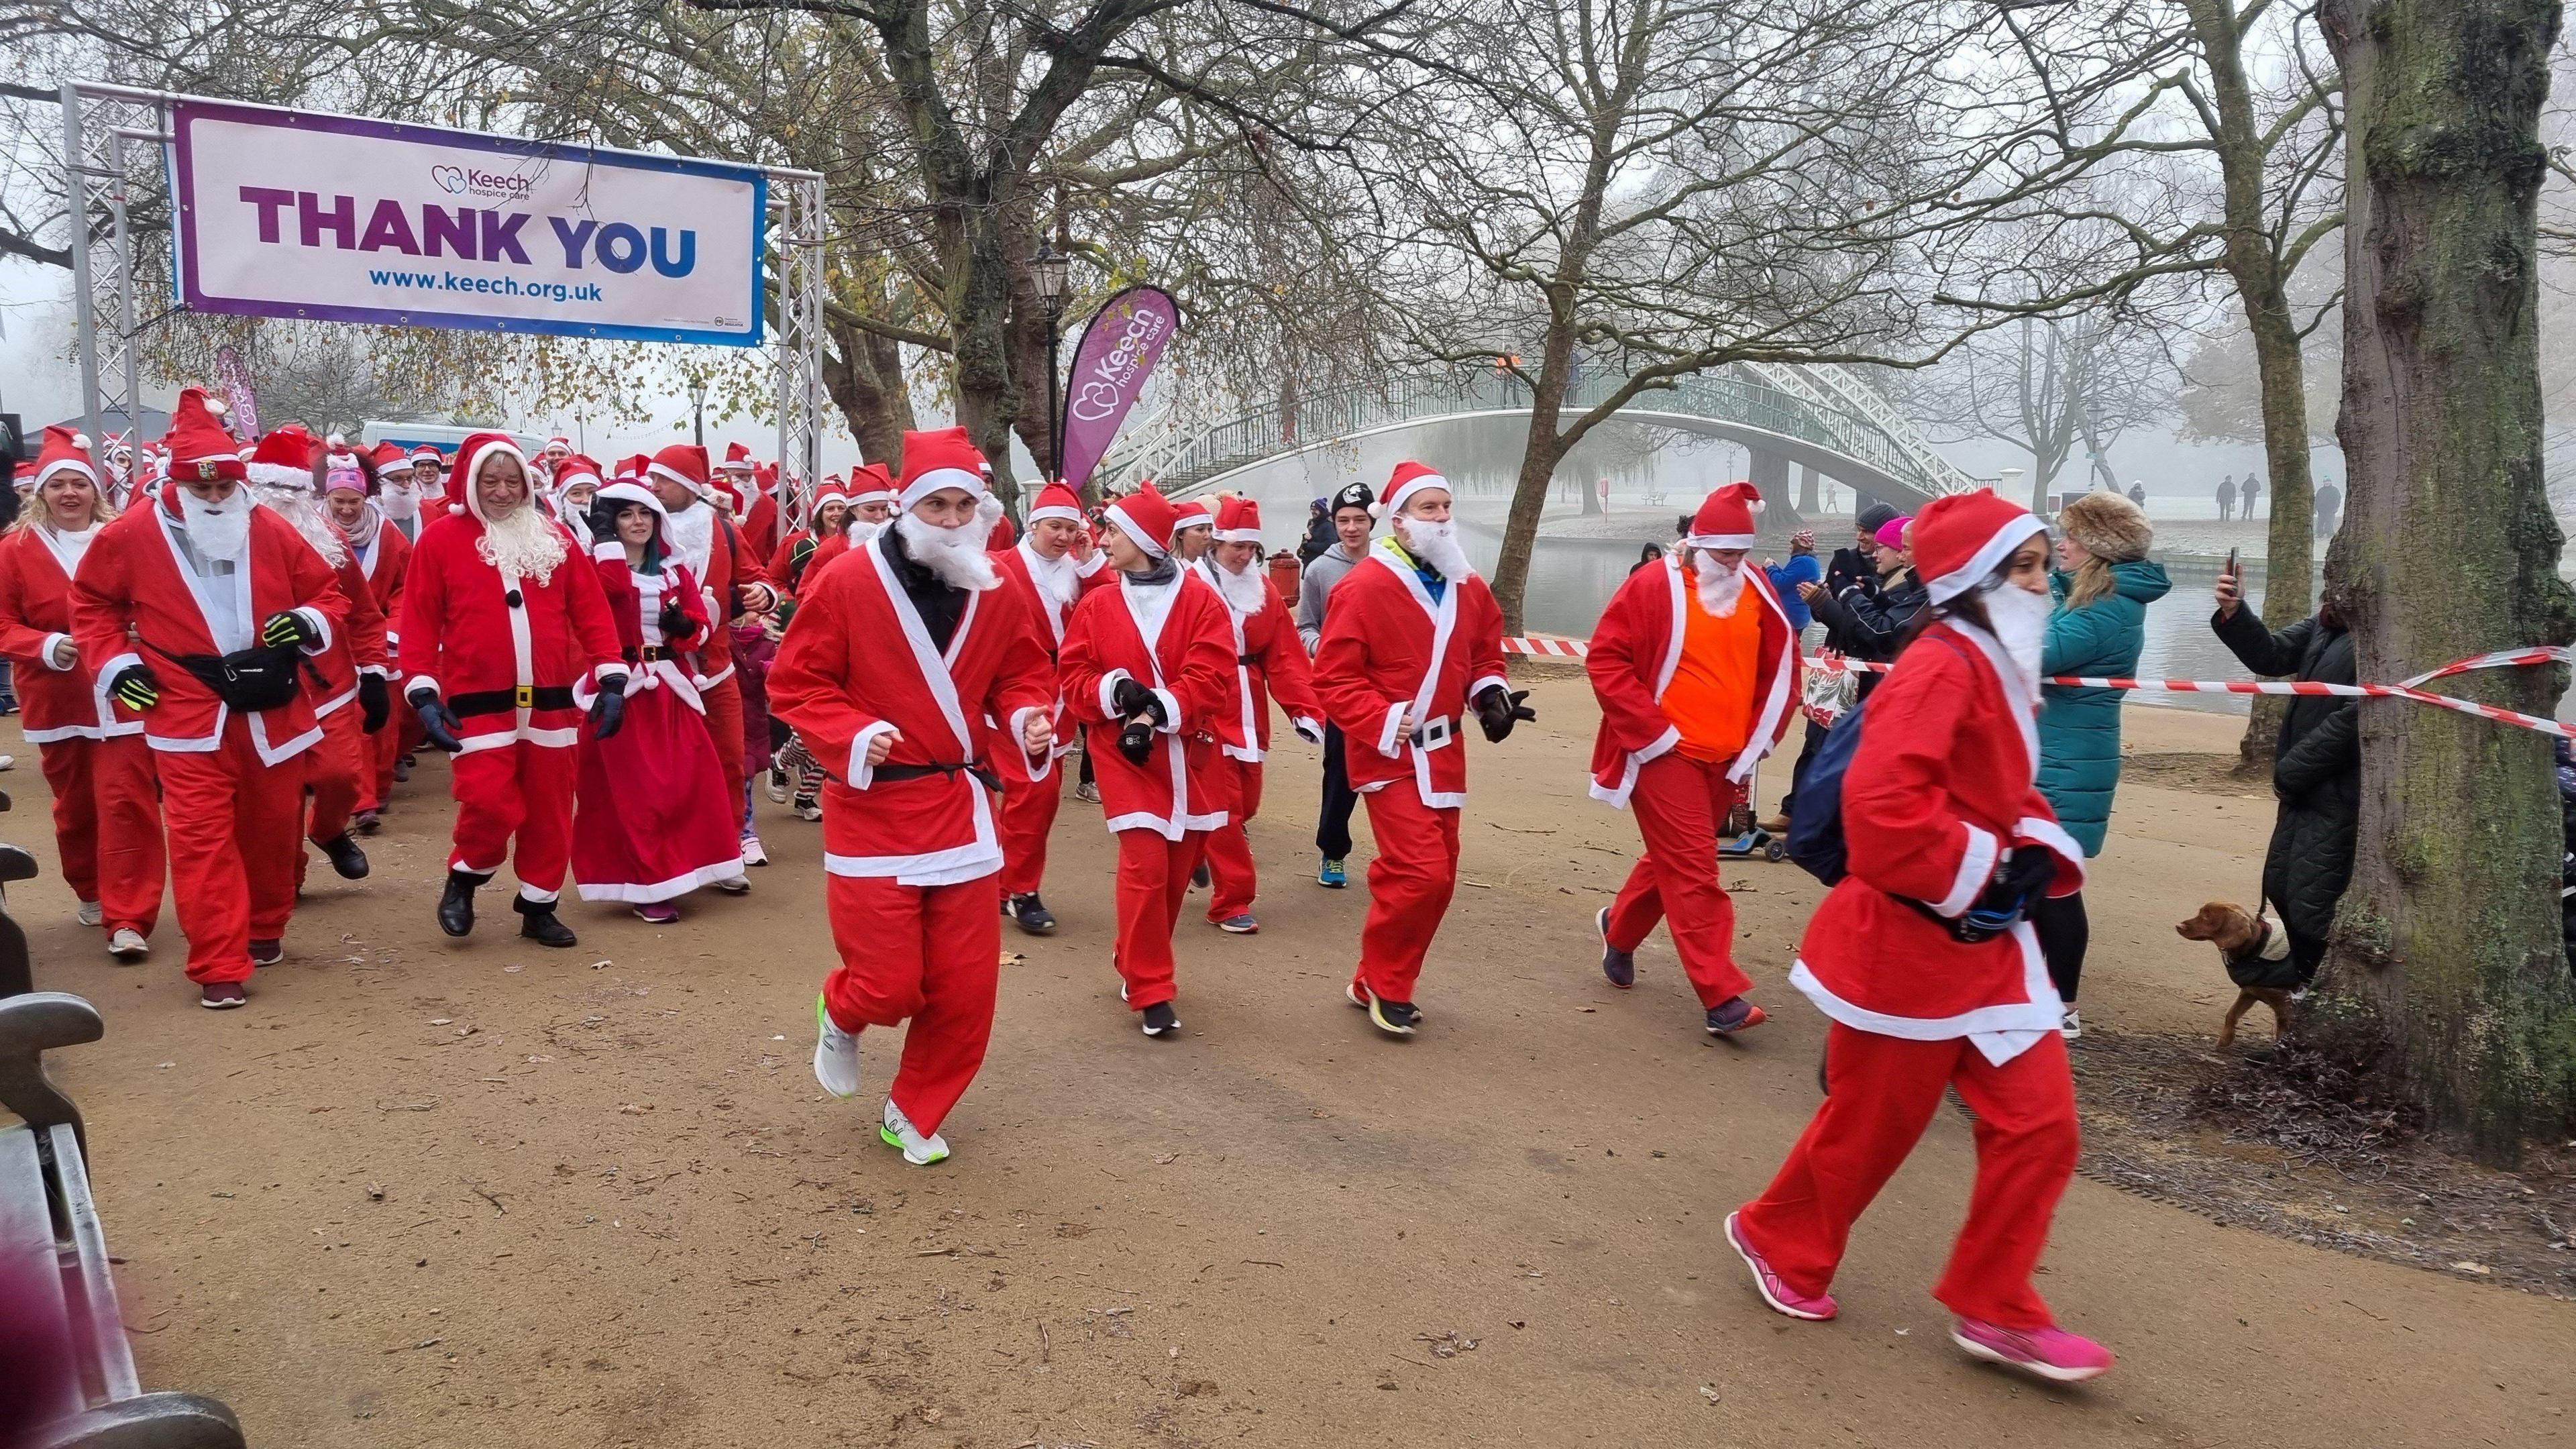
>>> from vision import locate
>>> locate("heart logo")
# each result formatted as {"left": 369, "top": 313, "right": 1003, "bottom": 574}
{"left": 431, "top": 164, "right": 468, "bottom": 195}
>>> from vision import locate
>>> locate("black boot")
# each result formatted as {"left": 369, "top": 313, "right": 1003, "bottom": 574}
{"left": 513, "top": 894, "right": 578, "bottom": 949}
{"left": 437, "top": 869, "right": 483, "bottom": 937}
{"left": 317, "top": 831, "right": 370, "bottom": 879}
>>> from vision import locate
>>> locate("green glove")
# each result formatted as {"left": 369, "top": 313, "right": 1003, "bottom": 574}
{"left": 261, "top": 610, "right": 320, "bottom": 650}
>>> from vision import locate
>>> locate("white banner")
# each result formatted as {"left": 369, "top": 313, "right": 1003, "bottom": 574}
{"left": 173, "top": 100, "right": 765, "bottom": 345}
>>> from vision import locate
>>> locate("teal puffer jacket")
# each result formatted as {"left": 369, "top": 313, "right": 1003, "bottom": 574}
{"left": 2037, "top": 559, "right": 2171, "bottom": 857}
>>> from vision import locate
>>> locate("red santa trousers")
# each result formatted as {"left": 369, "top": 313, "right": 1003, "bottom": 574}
{"left": 1114, "top": 828, "right": 1206, "bottom": 1010}
{"left": 1734, "top": 1024, "right": 2080, "bottom": 1330}
{"left": 1353, "top": 786, "right": 1461, "bottom": 1004}
{"left": 998, "top": 769, "right": 1063, "bottom": 898}
{"left": 36, "top": 735, "right": 164, "bottom": 937}
{"left": 700, "top": 676, "right": 748, "bottom": 837}
{"left": 447, "top": 741, "right": 576, "bottom": 902}
{"left": 306, "top": 706, "right": 369, "bottom": 845}
{"left": 821, "top": 872, "right": 1003, "bottom": 1136}
{"left": 1201, "top": 757, "right": 1264, "bottom": 922}
{"left": 1603, "top": 753, "right": 1756, "bottom": 1006}
{"left": 158, "top": 719, "right": 307, "bottom": 984}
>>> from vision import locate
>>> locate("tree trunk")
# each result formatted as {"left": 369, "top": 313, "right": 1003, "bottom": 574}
{"left": 2318, "top": 0, "right": 2576, "bottom": 1163}
{"left": 1491, "top": 325, "right": 1580, "bottom": 637}
{"left": 821, "top": 318, "right": 916, "bottom": 470}
{"left": 2235, "top": 293, "right": 2320, "bottom": 769}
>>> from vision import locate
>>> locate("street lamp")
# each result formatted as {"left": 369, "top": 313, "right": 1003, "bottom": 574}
{"left": 1031, "top": 242, "right": 1071, "bottom": 481}
{"left": 688, "top": 375, "right": 709, "bottom": 448}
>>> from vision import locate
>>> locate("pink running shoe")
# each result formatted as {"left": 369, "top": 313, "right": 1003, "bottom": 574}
{"left": 1723, "top": 1211, "right": 1837, "bottom": 1321}
{"left": 1950, "top": 1318, "right": 2114, "bottom": 1383}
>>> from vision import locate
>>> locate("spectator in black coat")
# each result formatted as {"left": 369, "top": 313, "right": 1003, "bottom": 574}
{"left": 2211, "top": 568, "right": 2358, "bottom": 985}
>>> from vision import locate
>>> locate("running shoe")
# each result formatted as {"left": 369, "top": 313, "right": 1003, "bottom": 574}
{"left": 1950, "top": 1318, "right": 2114, "bottom": 1383}
{"left": 2059, "top": 1006, "right": 2083, "bottom": 1040}
{"left": 740, "top": 833, "right": 769, "bottom": 867}
{"left": 767, "top": 759, "right": 792, "bottom": 804}
{"left": 107, "top": 928, "right": 148, "bottom": 962}
{"left": 634, "top": 902, "right": 680, "bottom": 924}
{"left": 1318, "top": 856, "right": 1347, "bottom": 888}
{"left": 879, "top": 1100, "right": 949, "bottom": 1165}
{"left": 1597, "top": 906, "right": 1633, "bottom": 987}
{"left": 1724, "top": 1211, "right": 1836, "bottom": 1320}
{"left": 200, "top": 981, "right": 247, "bottom": 1010}
{"left": 1706, "top": 998, "right": 1767, "bottom": 1036}
{"left": 76, "top": 900, "right": 102, "bottom": 928}
{"left": 813, "top": 994, "right": 860, "bottom": 1098}
{"left": 248, "top": 938, "right": 283, "bottom": 967}
{"left": 1074, "top": 780, "right": 1100, "bottom": 804}
{"left": 1005, "top": 893, "right": 1057, "bottom": 934}
{"left": 1141, "top": 1002, "right": 1182, "bottom": 1037}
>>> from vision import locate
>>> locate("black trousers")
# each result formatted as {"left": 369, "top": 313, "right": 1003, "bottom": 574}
{"left": 2031, "top": 890, "right": 2088, "bottom": 1003}
{"left": 1775, "top": 718, "right": 1827, "bottom": 815}
{"left": 1316, "top": 722, "right": 1360, "bottom": 859}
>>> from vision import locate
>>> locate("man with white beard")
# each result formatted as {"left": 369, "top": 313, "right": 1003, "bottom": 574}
{"left": 649, "top": 442, "right": 771, "bottom": 879}
{"left": 1191, "top": 496, "right": 1324, "bottom": 934}
{"left": 989, "top": 480, "right": 1111, "bottom": 932}
{"left": 1582, "top": 482, "right": 1801, "bottom": 1036}
{"left": 1311, "top": 462, "right": 1528, "bottom": 1036}
{"left": 399, "top": 433, "right": 629, "bottom": 948}
{"left": 70, "top": 388, "right": 350, "bottom": 1008}
{"left": 770, "top": 426, "right": 1057, "bottom": 1165}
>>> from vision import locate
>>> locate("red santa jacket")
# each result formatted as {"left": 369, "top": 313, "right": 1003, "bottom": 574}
{"left": 766, "top": 531, "right": 1056, "bottom": 885}
{"left": 303, "top": 531, "right": 390, "bottom": 719}
{"left": 740, "top": 492, "right": 778, "bottom": 567}
{"left": 351, "top": 510, "right": 412, "bottom": 675}
{"left": 0, "top": 527, "right": 129, "bottom": 743}
{"left": 583, "top": 541, "right": 712, "bottom": 712}
{"left": 1311, "top": 539, "right": 1509, "bottom": 810}
{"left": 70, "top": 501, "right": 348, "bottom": 765}
{"left": 1059, "top": 568, "right": 1236, "bottom": 838}
{"left": 396, "top": 512, "right": 624, "bottom": 752}
{"left": 1192, "top": 557, "right": 1324, "bottom": 763}
{"left": 989, "top": 540, "right": 1114, "bottom": 780}
{"left": 1583, "top": 555, "right": 1799, "bottom": 808}
{"left": 1788, "top": 619, "right": 2087, "bottom": 1065}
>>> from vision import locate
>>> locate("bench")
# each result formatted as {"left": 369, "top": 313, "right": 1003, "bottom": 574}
{"left": 1, "top": 991, "right": 245, "bottom": 1449}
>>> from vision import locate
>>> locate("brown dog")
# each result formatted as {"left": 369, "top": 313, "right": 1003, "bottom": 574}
{"left": 2175, "top": 902, "right": 2297, "bottom": 1049}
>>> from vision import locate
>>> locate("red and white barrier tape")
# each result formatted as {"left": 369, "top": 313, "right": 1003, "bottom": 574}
{"left": 1497, "top": 636, "right": 2576, "bottom": 739}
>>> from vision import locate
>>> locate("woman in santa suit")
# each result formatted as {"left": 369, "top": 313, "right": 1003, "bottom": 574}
{"left": 0, "top": 426, "right": 163, "bottom": 960}
{"left": 1725, "top": 490, "right": 2108, "bottom": 1383}
{"left": 568, "top": 482, "right": 745, "bottom": 922}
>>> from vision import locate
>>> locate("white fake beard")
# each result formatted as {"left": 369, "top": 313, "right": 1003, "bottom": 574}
{"left": 476, "top": 502, "right": 568, "bottom": 585}
{"left": 1023, "top": 544, "right": 1079, "bottom": 608}
{"left": 1397, "top": 518, "right": 1472, "bottom": 580}
{"left": 665, "top": 499, "right": 716, "bottom": 576}
{"left": 1982, "top": 580, "right": 2053, "bottom": 695}
{"left": 379, "top": 478, "right": 419, "bottom": 521}
{"left": 847, "top": 517, "right": 885, "bottom": 544}
{"left": 1693, "top": 555, "right": 1745, "bottom": 616}
{"left": 254, "top": 482, "right": 347, "bottom": 569}
{"left": 895, "top": 511, "right": 1000, "bottom": 590}
{"left": 180, "top": 488, "right": 254, "bottom": 563}
{"left": 1215, "top": 557, "right": 1271, "bottom": 614}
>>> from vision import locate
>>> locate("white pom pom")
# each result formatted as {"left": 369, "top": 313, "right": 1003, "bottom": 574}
{"left": 1369, "top": 502, "right": 1389, "bottom": 522}
{"left": 71, "top": 432, "right": 90, "bottom": 451}
{"left": 325, "top": 433, "right": 346, "bottom": 449}
{"left": 1748, "top": 498, "right": 1766, "bottom": 517}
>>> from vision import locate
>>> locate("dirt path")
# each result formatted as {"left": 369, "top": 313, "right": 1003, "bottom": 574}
{"left": 14, "top": 682, "right": 2571, "bottom": 1448}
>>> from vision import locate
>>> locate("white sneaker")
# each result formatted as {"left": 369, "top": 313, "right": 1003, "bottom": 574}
{"left": 0, "top": 753, "right": 15, "bottom": 771}
{"left": 714, "top": 873, "right": 751, "bottom": 895}
{"left": 766, "top": 759, "right": 792, "bottom": 805}
{"left": 813, "top": 994, "right": 860, "bottom": 1098}
{"left": 794, "top": 799, "right": 823, "bottom": 823}
{"left": 76, "top": 900, "right": 103, "bottom": 927}
{"left": 107, "top": 928, "right": 148, "bottom": 962}
{"left": 879, "top": 1099, "right": 949, "bottom": 1166}
{"left": 739, "top": 833, "right": 769, "bottom": 867}
{"left": 2060, "top": 1006, "right": 2083, "bottom": 1040}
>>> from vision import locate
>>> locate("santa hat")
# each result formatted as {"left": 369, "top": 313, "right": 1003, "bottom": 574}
{"left": 369, "top": 441, "right": 409, "bottom": 477}
{"left": 718, "top": 440, "right": 756, "bottom": 475}
{"left": 30, "top": 425, "right": 98, "bottom": 489}
{"left": 543, "top": 435, "right": 572, "bottom": 454}
{"left": 452, "top": 431, "right": 534, "bottom": 525}
{"left": 321, "top": 449, "right": 369, "bottom": 498}
{"left": 1104, "top": 481, "right": 1180, "bottom": 559}
{"left": 409, "top": 444, "right": 445, "bottom": 468}
{"left": 756, "top": 461, "right": 778, "bottom": 496}
{"left": 1910, "top": 490, "right": 2045, "bottom": 605}
{"left": 896, "top": 427, "right": 987, "bottom": 509}
{"left": 242, "top": 428, "right": 314, "bottom": 489}
{"left": 1685, "top": 482, "right": 1764, "bottom": 549}
{"left": 589, "top": 479, "right": 669, "bottom": 532}
{"left": 103, "top": 431, "right": 132, "bottom": 461}
{"left": 1213, "top": 494, "right": 1263, "bottom": 543}
{"left": 159, "top": 387, "right": 247, "bottom": 486}
{"left": 846, "top": 462, "right": 898, "bottom": 508}
{"left": 1171, "top": 498, "right": 1214, "bottom": 535}
{"left": 612, "top": 453, "right": 649, "bottom": 484}
{"left": 1371, "top": 460, "right": 1450, "bottom": 521}
{"left": 646, "top": 442, "right": 713, "bottom": 500}
{"left": 811, "top": 481, "right": 851, "bottom": 513}
{"left": 553, "top": 453, "right": 606, "bottom": 496}
{"left": 1026, "top": 480, "right": 1084, "bottom": 526}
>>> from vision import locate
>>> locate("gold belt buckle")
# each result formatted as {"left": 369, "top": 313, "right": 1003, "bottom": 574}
{"left": 515, "top": 684, "right": 533, "bottom": 709}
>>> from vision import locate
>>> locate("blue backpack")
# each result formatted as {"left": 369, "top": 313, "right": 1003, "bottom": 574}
{"left": 1784, "top": 699, "right": 1869, "bottom": 884}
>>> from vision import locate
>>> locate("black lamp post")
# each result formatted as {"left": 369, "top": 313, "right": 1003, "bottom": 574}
{"left": 1032, "top": 243, "right": 1071, "bottom": 482}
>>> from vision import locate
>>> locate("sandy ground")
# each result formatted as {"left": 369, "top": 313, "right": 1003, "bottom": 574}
{"left": 12, "top": 684, "right": 2574, "bottom": 1449}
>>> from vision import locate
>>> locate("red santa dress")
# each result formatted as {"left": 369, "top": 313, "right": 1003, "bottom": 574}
{"left": 1192, "top": 541, "right": 1324, "bottom": 925}
{"left": 1733, "top": 496, "right": 2088, "bottom": 1334}
{"left": 651, "top": 444, "right": 759, "bottom": 848}
{"left": 766, "top": 524, "right": 1055, "bottom": 1136}
{"left": 1311, "top": 535, "right": 1508, "bottom": 1006}
{"left": 1585, "top": 488, "right": 1799, "bottom": 1009}
{"left": 570, "top": 484, "right": 745, "bottom": 905}
{"left": 397, "top": 434, "right": 625, "bottom": 908}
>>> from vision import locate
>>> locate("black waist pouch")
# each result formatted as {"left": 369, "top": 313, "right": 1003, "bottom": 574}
{"left": 158, "top": 641, "right": 307, "bottom": 712}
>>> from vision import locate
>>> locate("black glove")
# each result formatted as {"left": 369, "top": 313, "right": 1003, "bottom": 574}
{"left": 358, "top": 674, "right": 391, "bottom": 733}
{"left": 586, "top": 498, "right": 625, "bottom": 545}
{"left": 109, "top": 663, "right": 160, "bottom": 712}
{"left": 260, "top": 610, "right": 320, "bottom": 650}
{"left": 1110, "top": 677, "right": 1155, "bottom": 720}
{"left": 1971, "top": 846, "right": 2057, "bottom": 919}
{"left": 410, "top": 690, "right": 464, "bottom": 753}
{"left": 590, "top": 679, "right": 628, "bottom": 739}
{"left": 658, "top": 596, "right": 694, "bottom": 642}
{"left": 1473, "top": 685, "right": 1536, "bottom": 743}
{"left": 1117, "top": 717, "right": 1156, "bottom": 765}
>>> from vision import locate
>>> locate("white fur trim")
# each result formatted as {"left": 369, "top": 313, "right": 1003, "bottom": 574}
{"left": 1932, "top": 822, "right": 2000, "bottom": 918}
{"left": 572, "top": 855, "right": 747, "bottom": 904}
{"left": 1384, "top": 472, "right": 1450, "bottom": 516}
{"left": 1376, "top": 700, "right": 1409, "bottom": 758}
{"left": 1105, "top": 500, "right": 1169, "bottom": 557}
{"left": 1212, "top": 527, "right": 1263, "bottom": 543}
{"left": 898, "top": 467, "right": 983, "bottom": 510}
{"left": 1027, "top": 504, "right": 1083, "bottom": 525}
{"left": 1684, "top": 532, "right": 1758, "bottom": 549}
{"left": 1787, "top": 932, "right": 2061, "bottom": 1067}
{"left": 1587, "top": 724, "right": 1682, "bottom": 810}
{"left": 1148, "top": 687, "right": 1182, "bottom": 735}
{"left": 2014, "top": 816, "right": 2090, "bottom": 892}
{"left": 1925, "top": 515, "right": 2045, "bottom": 604}
{"left": 40, "top": 633, "right": 75, "bottom": 672}
{"left": 847, "top": 720, "right": 901, "bottom": 789}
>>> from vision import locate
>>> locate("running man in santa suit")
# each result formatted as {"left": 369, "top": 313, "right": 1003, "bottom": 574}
{"left": 0, "top": 425, "right": 164, "bottom": 961}
{"left": 1585, "top": 481, "right": 1800, "bottom": 1035}
{"left": 1311, "top": 461, "right": 1532, "bottom": 1036}
{"left": 648, "top": 442, "right": 771, "bottom": 882}
{"left": 771, "top": 427, "right": 1057, "bottom": 1165}
{"left": 1725, "top": 490, "right": 2108, "bottom": 1383}
{"left": 1192, "top": 496, "right": 1324, "bottom": 934}
{"left": 342, "top": 443, "right": 417, "bottom": 830}
{"left": 990, "top": 480, "right": 1113, "bottom": 935}
{"left": 1057, "top": 484, "right": 1235, "bottom": 1037}
{"left": 70, "top": 388, "right": 350, "bottom": 1008}
{"left": 400, "top": 432, "right": 630, "bottom": 948}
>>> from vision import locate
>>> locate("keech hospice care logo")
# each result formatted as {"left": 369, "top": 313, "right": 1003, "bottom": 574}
{"left": 430, "top": 162, "right": 537, "bottom": 202}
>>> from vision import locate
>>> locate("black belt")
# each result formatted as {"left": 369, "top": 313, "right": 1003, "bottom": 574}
{"left": 871, "top": 759, "right": 1000, "bottom": 793}
{"left": 451, "top": 684, "right": 577, "bottom": 717}
{"left": 636, "top": 646, "right": 672, "bottom": 662}
{"left": 1237, "top": 653, "right": 1259, "bottom": 666}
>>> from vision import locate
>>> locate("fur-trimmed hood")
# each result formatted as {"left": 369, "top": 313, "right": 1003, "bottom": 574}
{"left": 2057, "top": 490, "right": 2153, "bottom": 561}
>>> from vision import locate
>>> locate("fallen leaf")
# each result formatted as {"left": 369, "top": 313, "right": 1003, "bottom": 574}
{"left": 1155, "top": 1152, "right": 1180, "bottom": 1165}
{"left": 589, "top": 959, "right": 612, "bottom": 970}
{"left": 1699, "top": 1385, "right": 1721, "bottom": 1402}
{"left": 2452, "top": 1260, "right": 2493, "bottom": 1275}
